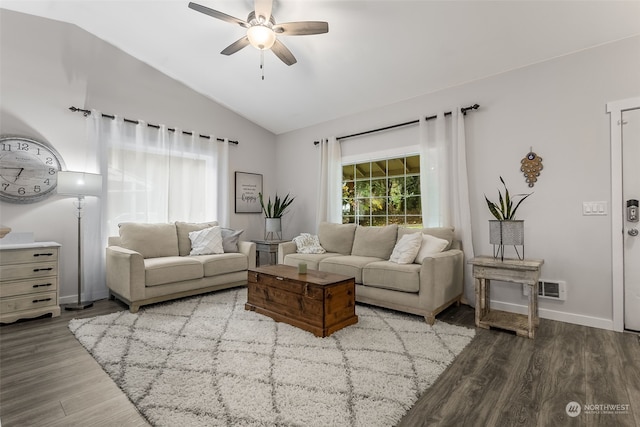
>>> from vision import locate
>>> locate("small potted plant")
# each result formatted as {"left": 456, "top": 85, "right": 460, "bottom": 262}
{"left": 485, "top": 176, "right": 532, "bottom": 260}
{"left": 259, "top": 192, "right": 295, "bottom": 240}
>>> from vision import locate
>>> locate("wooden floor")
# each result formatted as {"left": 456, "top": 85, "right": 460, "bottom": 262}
{"left": 1, "top": 300, "right": 639, "bottom": 427}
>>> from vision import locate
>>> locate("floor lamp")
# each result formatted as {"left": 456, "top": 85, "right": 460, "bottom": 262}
{"left": 57, "top": 171, "right": 102, "bottom": 310}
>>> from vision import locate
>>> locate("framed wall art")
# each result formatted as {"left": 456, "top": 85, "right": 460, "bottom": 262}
{"left": 235, "top": 171, "right": 263, "bottom": 213}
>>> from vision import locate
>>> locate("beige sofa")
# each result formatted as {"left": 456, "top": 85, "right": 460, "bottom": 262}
{"left": 279, "top": 222, "right": 464, "bottom": 324}
{"left": 106, "top": 221, "right": 256, "bottom": 312}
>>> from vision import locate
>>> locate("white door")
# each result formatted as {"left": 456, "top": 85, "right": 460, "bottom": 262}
{"left": 623, "top": 107, "right": 640, "bottom": 331}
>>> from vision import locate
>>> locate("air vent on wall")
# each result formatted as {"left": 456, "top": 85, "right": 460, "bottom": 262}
{"left": 523, "top": 280, "right": 567, "bottom": 301}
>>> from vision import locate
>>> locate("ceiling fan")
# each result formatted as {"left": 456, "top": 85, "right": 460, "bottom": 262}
{"left": 188, "top": 0, "right": 329, "bottom": 67}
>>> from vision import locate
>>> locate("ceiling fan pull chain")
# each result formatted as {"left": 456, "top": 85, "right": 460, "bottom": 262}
{"left": 260, "top": 50, "right": 265, "bottom": 80}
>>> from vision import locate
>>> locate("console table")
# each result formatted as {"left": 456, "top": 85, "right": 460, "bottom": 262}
{"left": 251, "top": 239, "right": 288, "bottom": 266}
{"left": 469, "top": 256, "right": 544, "bottom": 339}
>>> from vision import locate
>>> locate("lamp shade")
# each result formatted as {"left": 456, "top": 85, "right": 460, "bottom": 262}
{"left": 247, "top": 25, "right": 276, "bottom": 50}
{"left": 57, "top": 171, "right": 102, "bottom": 197}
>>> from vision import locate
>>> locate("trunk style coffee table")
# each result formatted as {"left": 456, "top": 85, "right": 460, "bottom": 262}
{"left": 246, "top": 264, "right": 358, "bottom": 337}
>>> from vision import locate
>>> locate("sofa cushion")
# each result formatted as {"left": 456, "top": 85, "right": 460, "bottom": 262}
{"left": 362, "top": 261, "right": 421, "bottom": 293}
{"left": 283, "top": 252, "right": 341, "bottom": 271}
{"left": 318, "top": 222, "right": 357, "bottom": 255}
{"left": 144, "top": 256, "right": 203, "bottom": 286}
{"left": 119, "top": 222, "right": 179, "bottom": 259}
{"left": 293, "top": 233, "right": 326, "bottom": 254}
{"left": 221, "top": 228, "right": 243, "bottom": 253}
{"left": 175, "top": 221, "right": 219, "bottom": 256}
{"left": 196, "top": 253, "right": 248, "bottom": 276}
{"left": 189, "top": 226, "right": 224, "bottom": 255}
{"left": 351, "top": 224, "right": 398, "bottom": 259}
{"left": 389, "top": 232, "right": 423, "bottom": 264}
{"left": 397, "top": 226, "right": 455, "bottom": 251}
{"left": 414, "top": 234, "right": 449, "bottom": 264}
{"left": 319, "top": 255, "right": 383, "bottom": 284}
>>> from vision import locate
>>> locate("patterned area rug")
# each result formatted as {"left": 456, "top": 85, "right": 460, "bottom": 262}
{"left": 69, "top": 288, "right": 474, "bottom": 426}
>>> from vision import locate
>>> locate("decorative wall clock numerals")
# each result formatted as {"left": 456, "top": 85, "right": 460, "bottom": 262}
{"left": 0, "top": 136, "right": 65, "bottom": 204}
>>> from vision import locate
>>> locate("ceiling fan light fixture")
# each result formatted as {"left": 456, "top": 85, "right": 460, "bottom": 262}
{"left": 247, "top": 25, "right": 276, "bottom": 50}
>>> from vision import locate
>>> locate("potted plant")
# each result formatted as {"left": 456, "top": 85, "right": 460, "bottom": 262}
{"left": 485, "top": 176, "right": 532, "bottom": 260}
{"left": 259, "top": 192, "right": 295, "bottom": 240}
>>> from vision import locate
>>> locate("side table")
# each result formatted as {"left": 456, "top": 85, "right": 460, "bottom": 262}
{"left": 468, "top": 256, "right": 544, "bottom": 339}
{"left": 251, "top": 239, "right": 288, "bottom": 266}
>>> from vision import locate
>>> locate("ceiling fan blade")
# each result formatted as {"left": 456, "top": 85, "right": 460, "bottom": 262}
{"left": 273, "top": 21, "right": 329, "bottom": 36}
{"left": 271, "top": 39, "right": 297, "bottom": 66}
{"left": 221, "top": 37, "right": 250, "bottom": 55}
{"left": 254, "top": 0, "right": 273, "bottom": 23}
{"left": 188, "top": 2, "right": 249, "bottom": 28}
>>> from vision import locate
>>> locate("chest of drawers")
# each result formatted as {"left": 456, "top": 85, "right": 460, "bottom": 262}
{"left": 0, "top": 242, "right": 61, "bottom": 323}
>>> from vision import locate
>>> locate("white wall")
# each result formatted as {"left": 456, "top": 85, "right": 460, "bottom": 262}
{"left": 0, "top": 10, "right": 277, "bottom": 302}
{"left": 276, "top": 35, "right": 640, "bottom": 329}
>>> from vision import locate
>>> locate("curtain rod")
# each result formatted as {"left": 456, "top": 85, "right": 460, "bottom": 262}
{"left": 68, "top": 106, "right": 239, "bottom": 145}
{"left": 313, "top": 103, "right": 479, "bottom": 145}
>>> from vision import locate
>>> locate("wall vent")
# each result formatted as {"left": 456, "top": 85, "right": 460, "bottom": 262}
{"left": 523, "top": 280, "right": 567, "bottom": 301}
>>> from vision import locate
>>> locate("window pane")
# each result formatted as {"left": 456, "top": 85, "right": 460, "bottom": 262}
{"left": 342, "top": 198, "right": 355, "bottom": 215}
{"left": 388, "top": 196, "right": 404, "bottom": 215}
{"left": 406, "top": 196, "right": 421, "bottom": 214}
{"left": 406, "top": 155, "right": 420, "bottom": 174}
{"left": 343, "top": 164, "right": 355, "bottom": 180}
{"left": 406, "top": 175, "right": 420, "bottom": 196}
{"left": 371, "top": 179, "right": 387, "bottom": 197}
{"left": 371, "top": 198, "right": 386, "bottom": 215}
{"left": 358, "top": 217, "right": 371, "bottom": 227}
{"left": 371, "top": 216, "right": 387, "bottom": 226}
{"left": 343, "top": 216, "right": 355, "bottom": 224}
{"left": 356, "top": 198, "right": 370, "bottom": 215}
{"left": 356, "top": 162, "right": 371, "bottom": 179}
{"left": 371, "top": 160, "right": 387, "bottom": 178}
{"left": 388, "top": 158, "right": 405, "bottom": 176}
{"left": 388, "top": 216, "right": 405, "bottom": 225}
{"left": 406, "top": 216, "right": 422, "bottom": 226}
{"left": 355, "top": 181, "right": 370, "bottom": 197}
{"left": 343, "top": 181, "right": 354, "bottom": 198}
{"left": 389, "top": 177, "right": 404, "bottom": 197}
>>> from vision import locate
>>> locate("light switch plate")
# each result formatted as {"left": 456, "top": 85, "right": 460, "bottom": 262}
{"left": 582, "top": 201, "right": 608, "bottom": 216}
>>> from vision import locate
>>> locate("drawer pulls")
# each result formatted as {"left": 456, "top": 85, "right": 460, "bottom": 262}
{"left": 33, "top": 253, "right": 54, "bottom": 257}
{"left": 32, "top": 283, "right": 53, "bottom": 288}
{"left": 32, "top": 298, "right": 52, "bottom": 303}
{"left": 33, "top": 267, "right": 54, "bottom": 272}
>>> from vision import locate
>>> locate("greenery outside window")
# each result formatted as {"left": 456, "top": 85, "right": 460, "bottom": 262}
{"left": 342, "top": 154, "right": 421, "bottom": 227}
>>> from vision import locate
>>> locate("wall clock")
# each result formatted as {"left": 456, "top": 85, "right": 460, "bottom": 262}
{"left": 0, "top": 135, "right": 66, "bottom": 204}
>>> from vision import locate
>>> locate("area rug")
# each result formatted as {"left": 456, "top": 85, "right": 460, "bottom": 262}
{"left": 69, "top": 287, "right": 474, "bottom": 426}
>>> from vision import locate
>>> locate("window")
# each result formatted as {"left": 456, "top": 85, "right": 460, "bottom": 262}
{"left": 342, "top": 154, "right": 421, "bottom": 226}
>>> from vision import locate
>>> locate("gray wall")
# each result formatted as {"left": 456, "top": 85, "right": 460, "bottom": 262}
{"left": 0, "top": 10, "right": 277, "bottom": 302}
{"left": 276, "top": 35, "right": 640, "bottom": 329}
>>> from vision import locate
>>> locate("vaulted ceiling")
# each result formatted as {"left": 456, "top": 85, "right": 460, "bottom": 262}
{"left": 2, "top": 1, "right": 639, "bottom": 134}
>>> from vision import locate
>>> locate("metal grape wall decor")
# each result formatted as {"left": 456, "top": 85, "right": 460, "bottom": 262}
{"left": 521, "top": 148, "right": 543, "bottom": 187}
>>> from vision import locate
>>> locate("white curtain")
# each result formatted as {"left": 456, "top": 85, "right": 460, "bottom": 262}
{"left": 316, "top": 137, "right": 342, "bottom": 225}
{"left": 419, "top": 110, "right": 475, "bottom": 304}
{"left": 88, "top": 112, "right": 227, "bottom": 236}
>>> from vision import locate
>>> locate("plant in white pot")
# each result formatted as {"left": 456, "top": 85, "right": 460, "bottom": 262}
{"left": 485, "top": 176, "right": 532, "bottom": 260}
{"left": 259, "top": 192, "right": 295, "bottom": 240}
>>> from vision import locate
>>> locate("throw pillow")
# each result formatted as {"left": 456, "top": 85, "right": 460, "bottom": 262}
{"left": 119, "top": 222, "right": 179, "bottom": 259}
{"left": 389, "top": 232, "right": 423, "bottom": 264}
{"left": 189, "top": 226, "right": 223, "bottom": 256}
{"left": 414, "top": 234, "right": 449, "bottom": 263}
{"left": 175, "top": 221, "right": 219, "bottom": 256}
{"left": 221, "top": 228, "right": 243, "bottom": 253}
{"left": 293, "top": 233, "right": 326, "bottom": 254}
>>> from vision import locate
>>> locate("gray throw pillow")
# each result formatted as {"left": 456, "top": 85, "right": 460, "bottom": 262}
{"left": 221, "top": 228, "right": 244, "bottom": 253}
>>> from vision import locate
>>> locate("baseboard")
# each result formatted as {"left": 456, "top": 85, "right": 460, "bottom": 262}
{"left": 490, "top": 300, "right": 614, "bottom": 331}
{"left": 60, "top": 290, "right": 110, "bottom": 305}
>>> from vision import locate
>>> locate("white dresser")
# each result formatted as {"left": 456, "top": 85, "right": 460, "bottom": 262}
{"left": 0, "top": 242, "right": 61, "bottom": 323}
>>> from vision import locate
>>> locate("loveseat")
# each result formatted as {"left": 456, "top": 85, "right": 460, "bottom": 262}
{"left": 278, "top": 222, "right": 464, "bottom": 324}
{"left": 106, "top": 221, "right": 255, "bottom": 312}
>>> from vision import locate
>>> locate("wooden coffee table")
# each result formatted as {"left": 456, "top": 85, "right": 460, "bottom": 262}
{"left": 245, "top": 264, "right": 358, "bottom": 337}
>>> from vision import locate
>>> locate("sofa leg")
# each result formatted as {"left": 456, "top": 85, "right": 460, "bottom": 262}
{"left": 424, "top": 314, "right": 436, "bottom": 325}
{"left": 129, "top": 304, "right": 140, "bottom": 314}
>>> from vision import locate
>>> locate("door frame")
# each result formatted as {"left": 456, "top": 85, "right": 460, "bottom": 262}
{"left": 607, "top": 97, "right": 640, "bottom": 332}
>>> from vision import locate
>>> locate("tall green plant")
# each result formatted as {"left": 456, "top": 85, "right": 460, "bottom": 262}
{"left": 259, "top": 192, "right": 295, "bottom": 218}
{"left": 485, "top": 176, "right": 532, "bottom": 220}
